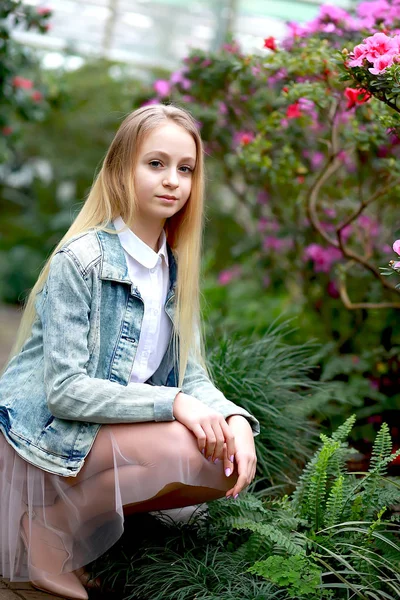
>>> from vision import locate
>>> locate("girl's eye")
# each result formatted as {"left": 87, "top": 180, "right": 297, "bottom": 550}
{"left": 149, "top": 160, "right": 193, "bottom": 173}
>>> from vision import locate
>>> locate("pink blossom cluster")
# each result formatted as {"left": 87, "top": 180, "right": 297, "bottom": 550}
{"left": 349, "top": 32, "right": 400, "bottom": 74}
{"left": 285, "top": 1, "right": 400, "bottom": 43}
{"left": 11, "top": 76, "right": 43, "bottom": 102}
{"left": 356, "top": 0, "right": 400, "bottom": 30}
{"left": 304, "top": 243, "right": 342, "bottom": 273}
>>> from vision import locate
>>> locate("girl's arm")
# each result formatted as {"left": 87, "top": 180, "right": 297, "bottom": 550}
{"left": 40, "top": 250, "right": 181, "bottom": 423}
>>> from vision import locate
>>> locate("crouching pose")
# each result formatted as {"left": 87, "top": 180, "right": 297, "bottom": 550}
{"left": 0, "top": 103, "right": 260, "bottom": 599}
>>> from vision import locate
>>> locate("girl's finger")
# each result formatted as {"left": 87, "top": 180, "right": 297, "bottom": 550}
{"left": 226, "top": 459, "right": 251, "bottom": 497}
{"left": 191, "top": 423, "right": 207, "bottom": 455}
{"left": 220, "top": 420, "right": 236, "bottom": 464}
{"left": 223, "top": 444, "right": 235, "bottom": 479}
{"left": 202, "top": 423, "right": 217, "bottom": 461}
{"left": 210, "top": 422, "right": 225, "bottom": 462}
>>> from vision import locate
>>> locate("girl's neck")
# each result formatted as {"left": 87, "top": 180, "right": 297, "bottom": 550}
{"left": 126, "top": 218, "right": 165, "bottom": 252}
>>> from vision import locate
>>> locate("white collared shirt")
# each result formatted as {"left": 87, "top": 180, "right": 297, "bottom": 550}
{"left": 113, "top": 216, "right": 172, "bottom": 383}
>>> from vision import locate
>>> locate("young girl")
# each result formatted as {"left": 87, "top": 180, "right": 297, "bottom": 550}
{"left": 0, "top": 103, "right": 260, "bottom": 600}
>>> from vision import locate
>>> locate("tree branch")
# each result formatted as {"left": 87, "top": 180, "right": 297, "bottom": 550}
{"left": 305, "top": 98, "right": 400, "bottom": 300}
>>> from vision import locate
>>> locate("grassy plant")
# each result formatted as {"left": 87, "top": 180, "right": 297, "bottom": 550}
{"left": 207, "top": 320, "right": 330, "bottom": 493}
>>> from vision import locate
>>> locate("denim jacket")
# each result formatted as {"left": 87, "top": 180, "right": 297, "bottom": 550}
{"left": 0, "top": 223, "right": 260, "bottom": 477}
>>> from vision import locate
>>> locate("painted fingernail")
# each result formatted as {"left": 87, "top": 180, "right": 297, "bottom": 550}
{"left": 225, "top": 468, "right": 232, "bottom": 477}
{"left": 201, "top": 449, "right": 205, "bottom": 455}
{"left": 207, "top": 456, "right": 212, "bottom": 461}
{"left": 234, "top": 493, "right": 239, "bottom": 499}
{"left": 226, "top": 495, "right": 232, "bottom": 499}
{"left": 229, "top": 455, "right": 234, "bottom": 462}
{"left": 214, "top": 458, "right": 219, "bottom": 463}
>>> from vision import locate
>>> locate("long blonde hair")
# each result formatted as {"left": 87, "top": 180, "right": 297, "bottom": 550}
{"left": 6, "top": 103, "right": 206, "bottom": 385}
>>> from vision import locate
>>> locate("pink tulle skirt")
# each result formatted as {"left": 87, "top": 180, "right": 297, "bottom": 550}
{"left": 0, "top": 420, "right": 237, "bottom": 581}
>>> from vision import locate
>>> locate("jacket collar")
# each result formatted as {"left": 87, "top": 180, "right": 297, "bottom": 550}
{"left": 96, "top": 222, "right": 177, "bottom": 297}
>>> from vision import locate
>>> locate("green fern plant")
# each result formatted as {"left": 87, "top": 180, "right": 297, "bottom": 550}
{"left": 229, "top": 417, "right": 400, "bottom": 599}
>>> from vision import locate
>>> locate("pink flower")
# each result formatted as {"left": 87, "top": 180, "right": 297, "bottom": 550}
{"left": 323, "top": 207, "right": 336, "bottom": 218}
{"left": 257, "top": 217, "right": 268, "bottom": 232}
{"left": 218, "top": 101, "right": 228, "bottom": 115}
{"left": 348, "top": 43, "right": 369, "bottom": 67}
{"left": 234, "top": 131, "right": 254, "bottom": 146}
{"left": 2, "top": 126, "right": 13, "bottom": 136}
{"left": 363, "top": 32, "right": 399, "bottom": 60}
{"left": 358, "top": 215, "right": 379, "bottom": 237}
{"left": 31, "top": 90, "right": 43, "bottom": 102}
{"left": 393, "top": 261, "right": 400, "bottom": 269}
{"left": 37, "top": 6, "right": 51, "bottom": 15}
{"left": 218, "top": 265, "right": 241, "bottom": 286}
{"left": 141, "top": 98, "right": 159, "bottom": 106}
{"left": 369, "top": 53, "right": 396, "bottom": 74}
{"left": 304, "top": 244, "right": 342, "bottom": 273}
{"left": 263, "top": 236, "right": 284, "bottom": 251}
{"left": 12, "top": 76, "right": 33, "bottom": 89}
{"left": 170, "top": 69, "right": 191, "bottom": 90}
{"left": 153, "top": 79, "right": 171, "bottom": 97}
{"left": 393, "top": 239, "right": 400, "bottom": 254}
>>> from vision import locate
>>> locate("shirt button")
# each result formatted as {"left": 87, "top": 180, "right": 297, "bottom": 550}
{"left": 153, "top": 308, "right": 159, "bottom": 315}
{"left": 150, "top": 268, "right": 156, "bottom": 274}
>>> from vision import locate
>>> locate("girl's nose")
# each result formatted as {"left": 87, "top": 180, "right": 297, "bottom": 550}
{"left": 163, "top": 169, "right": 179, "bottom": 187}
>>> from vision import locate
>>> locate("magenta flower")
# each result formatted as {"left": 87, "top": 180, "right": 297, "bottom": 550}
{"left": 233, "top": 131, "right": 254, "bottom": 146}
{"left": 349, "top": 32, "right": 400, "bottom": 72}
{"left": 327, "top": 280, "right": 340, "bottom": 299}
{"left": 369, "top": 53, "right": 396, "bottom": 74}
{"left": 153, "top": 79, "right": 171, "bottom": 97}
{"left": 218, "top": 265, "right": 241, "bottom": 286}
{"left": 304, "top": 243, "right": 342, "bottom": 273}
{"left": 393, "top": 239, "right": 400, "bottom": 254}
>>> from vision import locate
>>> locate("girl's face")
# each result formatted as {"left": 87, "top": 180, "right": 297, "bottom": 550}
{"left": 134, "top": 121, "right": 197, "bottom": 227}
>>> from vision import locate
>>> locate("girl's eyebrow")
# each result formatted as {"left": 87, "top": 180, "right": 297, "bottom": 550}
{"left": 143, "top": 150, "right": 196, "bottom": 163}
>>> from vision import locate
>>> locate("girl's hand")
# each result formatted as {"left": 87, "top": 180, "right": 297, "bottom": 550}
{"left": 173, "top": 392, "right": 236, "bottom": 463}
{"left": 224, "top": 415, "right": 257, "bottom": 498}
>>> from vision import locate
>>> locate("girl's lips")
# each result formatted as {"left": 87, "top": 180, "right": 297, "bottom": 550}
{"left": 157, "top": 196, "right": 177, "bottom": 202}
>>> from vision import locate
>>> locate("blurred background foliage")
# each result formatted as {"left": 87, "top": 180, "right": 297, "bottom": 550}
{"left": 1, "top": 0, "right": 400, "bottom": 472}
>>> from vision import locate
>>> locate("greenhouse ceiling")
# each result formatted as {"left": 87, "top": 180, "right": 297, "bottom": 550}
{"left": 12, "top": 0, "right": 359, "bottom": 70}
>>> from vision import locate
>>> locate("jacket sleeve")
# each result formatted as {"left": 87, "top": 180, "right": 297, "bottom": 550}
{"left": 41, "top": 250, "right": 181, "bottom": 424}
{"left": 181, "top": 354, "right": 260, "bottom": 437}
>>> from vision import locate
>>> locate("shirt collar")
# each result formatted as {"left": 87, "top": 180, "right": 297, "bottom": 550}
{"left": 113, "top": 216, "right": 169, "bottom": 269}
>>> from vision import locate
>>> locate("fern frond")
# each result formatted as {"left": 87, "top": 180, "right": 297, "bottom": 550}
{"left": 369, "top": 423, "right": 393, "bottom": 475}
{"left": 325, "top": 475, "right": 344, "bottom": 528}
{"left": 231, "top": 519, "right": 306, "bottom": 556}
{"left": 331, "top": 415, "right": 357, "bottom": 443}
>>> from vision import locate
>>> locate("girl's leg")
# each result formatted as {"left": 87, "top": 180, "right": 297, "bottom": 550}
{"left": 43, "top": 420, "right": 237, "bottom": 535}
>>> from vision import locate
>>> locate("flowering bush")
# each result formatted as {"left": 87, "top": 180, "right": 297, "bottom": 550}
{"left": 0, "top": 0, "right": 53, "bottom": 162}
{"left": 138, "top": 0, "right": 400, "bottom": 318}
